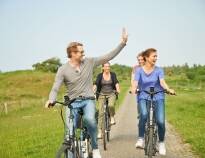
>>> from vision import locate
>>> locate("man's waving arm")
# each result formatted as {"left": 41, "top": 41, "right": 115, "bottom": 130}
{"left": 93, "top": 28, "right": 128, "bottom": 67}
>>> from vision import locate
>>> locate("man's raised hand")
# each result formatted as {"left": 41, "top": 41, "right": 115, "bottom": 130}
{"left": 121, "top": 27, "right": 128, "bottom": 44}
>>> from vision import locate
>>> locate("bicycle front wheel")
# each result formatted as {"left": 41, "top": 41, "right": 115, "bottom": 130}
{"left": 56, "top": 142, "right": 73, "bottom": 158}
{"left": 106, "top": 113, "right": 110, "bottom": 142}
{"left": 102, "top": 113, "right": 107, "bottom": 150}
{"left": 85, "top": 137, "right": 93, "bottom": 158}
{"left": 147, "top": 127, "right": 154, "bottom": 158}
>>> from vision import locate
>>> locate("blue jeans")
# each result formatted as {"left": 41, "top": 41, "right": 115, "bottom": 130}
{"left": 65, "top": 99, "right": 98, "bottom": 149}
{"left": 138, "top": 99, "right": 165, "bottom": 142}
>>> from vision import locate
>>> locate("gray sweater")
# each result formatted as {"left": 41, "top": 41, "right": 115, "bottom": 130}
{"left": 49, "top": 42, "right": 126, "bottom": 102}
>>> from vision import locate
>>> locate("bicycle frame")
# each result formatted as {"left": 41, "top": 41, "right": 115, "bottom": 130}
{"left": 96, "top": 93, "right": 113, "bottom": 150}
{"left": 138, "top": 87, "right": 166, "bottom": 158}
{"left": 55, "top": 96, "right": 93, "bottom": 158}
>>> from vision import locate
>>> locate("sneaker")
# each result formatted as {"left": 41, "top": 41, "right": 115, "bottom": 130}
{"left": 97, "top": 130, "right": 102, "bottom": 139}
{"left": 110, "top": 117, "right": 116, "bottom": 125}
{"left": 159, "top": 142, "right": 166, "bottom": 155}
{"left": 135, "top": 138, "right": 144, "bottom": 149}
{"left": 93, "top": 149, "right": 101, "bottom": 158}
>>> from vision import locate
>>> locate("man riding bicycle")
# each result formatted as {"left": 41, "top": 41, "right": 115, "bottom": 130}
{"left": 45, "top": 28, "right": 128, "bottom": 158}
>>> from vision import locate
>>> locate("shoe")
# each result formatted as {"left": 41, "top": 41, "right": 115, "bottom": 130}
{"left": 97, "top": 130, "right": 102, "bottom": 139}
{"left": 110, "top": 117, "right": 116, "bottom": 125}
{"left": 135, "top": 138, "right": 144, "bottom": 149}
{"left": 93, "top": 149, "right": 101, "bottom": 158}
{"left": 159, "top": 142, "right": 166, "bottom": 155}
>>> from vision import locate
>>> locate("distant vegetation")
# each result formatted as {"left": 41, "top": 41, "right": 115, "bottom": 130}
{"left": 164, "top": 63, "right": 205, "bottom": 81}
{"left": 32, "top": 57, "right": 62, "bottom": 73}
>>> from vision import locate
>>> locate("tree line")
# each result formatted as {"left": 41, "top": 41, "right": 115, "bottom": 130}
{"left": 32, "top": 58, "right": 205, "bottom": 82}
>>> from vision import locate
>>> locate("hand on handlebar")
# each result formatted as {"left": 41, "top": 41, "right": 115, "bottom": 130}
{"left": 167, "top": 89, "right": 176, "bottom": 95}
{"left": 45, "top": 100, "right": 55, "bottom": 108}
{"left": 129, "top": 88, "right": 137, "bottom": 94}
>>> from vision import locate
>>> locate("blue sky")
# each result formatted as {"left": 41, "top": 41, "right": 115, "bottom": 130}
{"left": 0, "top": 0, "right": 205, "bottom": 72}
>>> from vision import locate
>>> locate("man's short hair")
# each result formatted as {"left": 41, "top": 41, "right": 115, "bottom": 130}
{"left": 66, "top": 42, "right": 83, "bottom": 58}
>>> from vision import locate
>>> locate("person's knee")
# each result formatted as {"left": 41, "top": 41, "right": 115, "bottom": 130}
{"left": 84, "top": 115, "right": 96, "bottom": 125}
{"left": 140, "top": 112, "right": 148, "bottom": 121}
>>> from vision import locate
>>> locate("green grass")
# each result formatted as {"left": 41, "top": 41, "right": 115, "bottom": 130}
{"left": 0, "top": 105, "right": 64, "bottom": 158}
{"left": 166, "top": 88, "right": 205, "bottom": 158}
{"left": 115, "top": 79, "right": 130, "bottom": 110}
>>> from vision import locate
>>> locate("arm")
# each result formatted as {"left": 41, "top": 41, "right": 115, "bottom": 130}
{"left": 131, "top": 70, "right": 140, "bottom": 94}
{"left": 45, "top": 67, "right": 64, "bottom": 108}
{"left": 94, "top": 28, "right": 128, "bottom": 66}
{"left": 131, "top": 68, "right": 141, "bottom": 94}
{"left": 93, "top": 84, "right": 97, "bottom": 93}
{"left": 130, "top": 66, "right": 136, "bottom": 88}
{"left": 131, "top": 80, "right": 138, "bottom": 94}
{"left": 160, "top": 79, "right": 175, "bottom": 94}
{"left": 159, "top": 68, "right": 175, "bottom": 94}
{"left": 115, "top": 83, "right": 120, "bottom": 93}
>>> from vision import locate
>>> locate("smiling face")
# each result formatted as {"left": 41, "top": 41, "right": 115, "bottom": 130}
{"left": 102, "top": 62, "right": 111, "bottom": 73}
{"left": 67, "top": 42, "right": 84, "bottom": 61}
{"left": 137, "top": 55, "right": 145, "bottom": 66}
{"left": 70, "top": 45, "right": 84, "bottom": 61}
{"left": 145, "top": 51, "right": 157, "bottom": 65}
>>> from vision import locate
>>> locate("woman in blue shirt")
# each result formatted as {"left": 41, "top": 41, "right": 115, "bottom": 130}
{"left": 131, "top": 48, "right": 175, "bottom": 155}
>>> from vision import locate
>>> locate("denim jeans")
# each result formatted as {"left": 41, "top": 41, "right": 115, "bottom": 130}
{"left": 138, "top": 99, "right": 165, "bottom": 142}
{"left": 65, "top": 99, "right": 98, "bottom": 149}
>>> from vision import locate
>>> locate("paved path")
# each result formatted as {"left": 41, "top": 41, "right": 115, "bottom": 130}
{"left": 99, "top": 93, "right": 198, "bottom": 158}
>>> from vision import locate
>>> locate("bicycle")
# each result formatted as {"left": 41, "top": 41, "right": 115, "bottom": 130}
{"left": 137, "top": 87, "right": 175, "bottom": 158}
{"left": 54, "top": 95, "right": 94, "bottom": 158}
{"left": 96, "top": 92, "right": 118, "bottom": 150}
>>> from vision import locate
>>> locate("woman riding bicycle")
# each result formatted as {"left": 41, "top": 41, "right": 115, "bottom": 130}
{"left": 131, "top": 52, "right": 145, "bottom": 118}
{"left": 131, "top": 48, "right": 175, "bottom": 155}
{"left": 93, "top": 62, "right": 120, "bottom": 138}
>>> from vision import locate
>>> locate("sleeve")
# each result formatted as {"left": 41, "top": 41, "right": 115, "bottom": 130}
{"left": 159, "top": 68, "right": 165, "bottom": 79}
{"left": 48, "top": 67, "right": 64, "bottom": 102}
{"left": 114, "top": 72, "right": 119, "bottom": 84}
{"left": 93, "top": 43, "right": 126, "bottom": 67}
{"left": 134, "top": 68, "right": 141, "bottom": 81}
{"left": 95, "top": 74, "right": 100, "bottom": 85}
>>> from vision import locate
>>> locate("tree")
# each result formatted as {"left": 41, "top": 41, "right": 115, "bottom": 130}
{"left": 32, "top": 57, "right": 62, "bottom": 73}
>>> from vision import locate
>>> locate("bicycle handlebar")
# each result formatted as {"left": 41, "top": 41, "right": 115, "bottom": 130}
{"left": 95, "top": 91, "right": 119, "bottom": 97}
{"left": 53, "top": 96, "right": 95, "bottom": 108}
{"left": 129, "top": 89, "right": 176, "bottom": 96}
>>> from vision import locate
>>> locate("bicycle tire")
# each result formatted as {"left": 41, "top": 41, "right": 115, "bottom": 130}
{"left": 56, "top": 143, "right": 72, "bottom": 158}
{"left": 147, "top": 127, "right": 154, "bottom": 158}
{"left": 106, "top": 113, "right": 110, "bottom": 142}
{"left": 74, "top": 139, "right": 81, "bottom": 158}
{"left": 153, "top": 126, "right": 158, "bottom": 154}
{"left": 102, "top": 113, "right": 107, "bottom": 150}
{"left": 144, "top": 124, "right": 149, "bottom": 155}
{"left": 86, "top": 138, "right": 93, "bottom": 158}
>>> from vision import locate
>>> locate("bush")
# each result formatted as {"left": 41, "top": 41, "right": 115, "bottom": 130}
{"left": 186, "top": 72, "right": 196, "bottom": 80}
{"left": 32, "top": 57, "right": 62, "bottom": 73}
